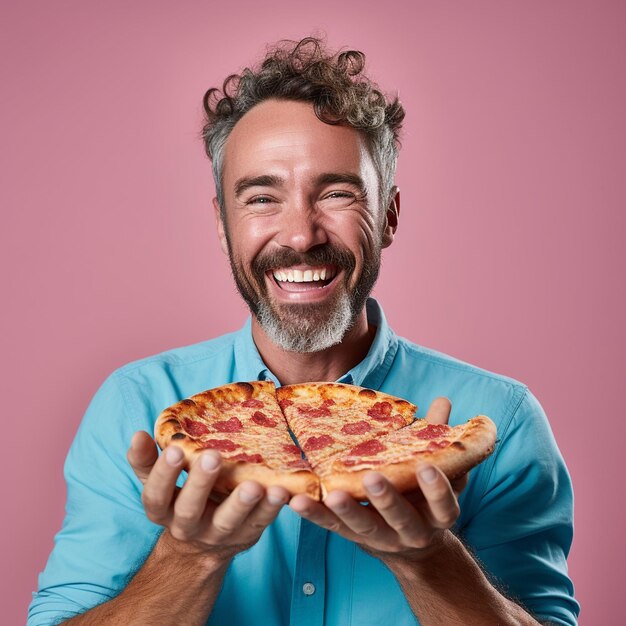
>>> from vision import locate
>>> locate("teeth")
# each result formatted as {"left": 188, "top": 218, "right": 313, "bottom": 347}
{"left": 272, "top": 266, "right": 336, "bottom": 283}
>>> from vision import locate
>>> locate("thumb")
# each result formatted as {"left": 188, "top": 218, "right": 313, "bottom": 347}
{"left": 127, "top": 431, "right": 159, "bottom": 484}
{"left": 425, "top": 397, "right": 451, "bottom": 425}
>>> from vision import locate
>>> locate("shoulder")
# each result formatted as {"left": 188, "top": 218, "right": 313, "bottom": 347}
{"left": 396, "top": 337, "right": 526, "bottom": 391}
{"left": 389, "top": 336, "right": 530, "bottom": 425}
{"left": 97, "top": 330, "right": 243, "bottom": 432}
{"left": 114, "top": 329, "right": 240, "bottom": 378}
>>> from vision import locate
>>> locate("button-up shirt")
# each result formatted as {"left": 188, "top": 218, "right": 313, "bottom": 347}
{"left": 28, "top": 299, "right": 579, "bottom": 625}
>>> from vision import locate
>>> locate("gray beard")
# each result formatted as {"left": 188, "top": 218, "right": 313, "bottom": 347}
{"left": 224, "top": 234, "right": 381, "bottom": 354}
{"left": 255, "top": 291, "right": 355, "bottom": 353}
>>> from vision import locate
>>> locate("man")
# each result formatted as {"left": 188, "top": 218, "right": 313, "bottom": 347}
{"left": 28, "top": 38, "right": 579, "bottom": 625}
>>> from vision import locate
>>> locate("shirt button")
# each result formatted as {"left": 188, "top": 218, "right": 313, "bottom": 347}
{"left": 302, "top": 582, "right": 316, "bottom": 596}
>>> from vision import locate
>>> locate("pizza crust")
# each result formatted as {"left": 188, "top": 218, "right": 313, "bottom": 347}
{"left": 320, "top": 415, "right": 497, "bottom": 500}
{"left": 154, "top": 382, "right": 497, "bottom": 502}
{"left": 276, "top": 382, "right": 416, "bottom": 418}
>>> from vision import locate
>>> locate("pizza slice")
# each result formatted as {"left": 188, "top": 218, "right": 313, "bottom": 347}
{"left": 154, "top": 381, "right": 320, "bottom": 498}
{"left": 317, "top": 416, "right": 497, "bottom": 499}
{"left": 276, "top": 382, "right": 417, "bottom": 468}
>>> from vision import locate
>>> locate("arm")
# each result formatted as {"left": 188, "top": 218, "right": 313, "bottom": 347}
{"left": 60, "top": 531, "right": 229, "bottom": 626}
{"left": 60, "top": 433, "right": 289, "bottom": 625}
{"left": 290, "top": 398, "right": 559, "bottom": 626}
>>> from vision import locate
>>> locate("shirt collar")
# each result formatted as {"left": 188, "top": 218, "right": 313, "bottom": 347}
{"left": 233, "top": 298, "right": 398, "bottom": 389}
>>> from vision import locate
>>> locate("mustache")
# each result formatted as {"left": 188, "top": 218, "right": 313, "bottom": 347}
{"left": 251, "top": 245, "right": 356, "bottom": 280}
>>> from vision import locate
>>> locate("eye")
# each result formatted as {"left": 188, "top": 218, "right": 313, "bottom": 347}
{"left": 319, "top": 190, "right": 359, "bottom": 209}
{"left": 247, "top": 195, "right": 275, "bottom": 205}
{"left": 325, "top": 191, "right": 354, "bottom": 199}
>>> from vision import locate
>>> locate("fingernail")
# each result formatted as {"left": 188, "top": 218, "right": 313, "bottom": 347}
{"left": 200, "top": 453, "right": 219, "bottom": 472}
{"left": 420, "top": 467, "right": 437, "bottom": 483}
{"left": 165, "top": 446, "right": 183, "bottom": 466}
{"left": 330, "top": 500, "right": 348, "bottom": 513}
{"left": 267, "top": 492, "right": 285, "bottom": 506}
{"left": 239, "top": 488, "right": 261, "bottom": 504}
{"left": 365, "top": 480, "right": 385, "bottom": 495}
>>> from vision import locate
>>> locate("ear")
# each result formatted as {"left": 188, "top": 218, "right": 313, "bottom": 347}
{"left": 381, "top": 186, "right": 400, "bottom": 249}
{"left": 213, "top": 197, "right": 229, "bottom": 255}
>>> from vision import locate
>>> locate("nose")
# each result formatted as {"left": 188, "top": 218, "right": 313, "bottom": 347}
{"left": 275, "top": 204, "right": 328, "bottom": 252}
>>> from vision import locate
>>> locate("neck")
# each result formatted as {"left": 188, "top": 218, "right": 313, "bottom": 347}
{"left": 251, "top": 309, "right": 376, "bottom": 385}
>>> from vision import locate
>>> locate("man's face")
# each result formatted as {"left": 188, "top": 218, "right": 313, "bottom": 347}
{"left": 215, "top": 99, "right": 395, "bottom": 353}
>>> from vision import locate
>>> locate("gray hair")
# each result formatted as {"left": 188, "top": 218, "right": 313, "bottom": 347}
{"left": 201, "top": 37, "right": 405, "bottom": 217}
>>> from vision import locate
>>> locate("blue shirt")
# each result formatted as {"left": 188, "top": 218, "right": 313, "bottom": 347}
{"left": 28, "top": 299, "right": 579, "bottom": 626}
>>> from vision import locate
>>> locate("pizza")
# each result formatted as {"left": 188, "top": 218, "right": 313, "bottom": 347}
{"left": 275, "top": 383, "right": 417, "bottom": 466}
{"left": 154, "top": 381, "right": 497, "bottom": 501}
{"left": 316, "top": 416, "right": 496, "bottom": 500}
{"left": 154, "top": 381, "right": 319, "bottom": 498}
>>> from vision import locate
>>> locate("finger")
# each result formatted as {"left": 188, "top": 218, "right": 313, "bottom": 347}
{"left": 360, "top": 473, "right": 432, "bottom": 547}
{"left": 416, "top": 464, "right": 460, "bottom": 529}
{"left": 323, "top": 488, "right": 396, "bottom": 544}
{"left": 127, "top": 431, "right": 159, "bottom": 484}
{"left": 450, "top": 472, "right": 469, "bottom": 497}
{"left": 141, "top": 445, "right": 185, "bottom": 526}
{"left": 171, "top": 452, "right": 222, "bottom": 540}
{"left": 242, "top": 485, "right": 290, "bottom": 531}
{"left": 207, "top": 481, "right": 265, "bottom": 541}
{"left": 425, "top": 397, "right": 452, "bottom": 424}
{"left": 290, "top": 494, "right": 351, "bottom": 536}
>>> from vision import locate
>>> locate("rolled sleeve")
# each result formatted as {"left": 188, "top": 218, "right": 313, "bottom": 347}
{"left": 28, "top": 374, "right": 161, "bottom": 625}
{"left": 462, "top": 389, "right": 579, "bottom": 625}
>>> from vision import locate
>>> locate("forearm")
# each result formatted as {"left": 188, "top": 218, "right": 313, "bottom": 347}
{"left": 382, "top": 531, "right": 541, "bottom": 626}
{"left": 61, "top": 530, "right": 231, "bottom": 626}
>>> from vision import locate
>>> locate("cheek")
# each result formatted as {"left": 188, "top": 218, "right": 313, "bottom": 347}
{"left": 228, "top": 218, "right": 274, "bottom": 262}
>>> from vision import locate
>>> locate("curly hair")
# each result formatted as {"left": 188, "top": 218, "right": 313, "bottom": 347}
{"left": 201, "top": 37, "right": 405, "bottom": 215}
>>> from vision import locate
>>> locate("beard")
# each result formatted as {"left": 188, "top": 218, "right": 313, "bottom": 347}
{"left": 227, "top": 242, "right": 381, "bottom": 353}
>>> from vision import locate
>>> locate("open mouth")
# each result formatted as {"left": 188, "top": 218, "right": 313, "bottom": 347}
{"left": 268, "top": 264, "right": 339, "bottom": 292}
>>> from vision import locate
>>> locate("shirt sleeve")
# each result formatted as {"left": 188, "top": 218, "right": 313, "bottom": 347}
{"left": 461, "top": 388, "right": 579, "bottom": 626}
{"left": 27, "top": 374, "right": 162, "bottom": 626}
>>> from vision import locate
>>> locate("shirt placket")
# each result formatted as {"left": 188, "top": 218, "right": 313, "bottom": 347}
{"left": 289, "top": 519, "right": 328, "bottom": 625}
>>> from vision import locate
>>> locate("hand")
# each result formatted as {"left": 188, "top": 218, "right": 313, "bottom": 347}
{"left": 127, "top": 432, "right": 290, "bottom": 560}
{"left": 289, "top": 398, "right": 466, "bottom": 561}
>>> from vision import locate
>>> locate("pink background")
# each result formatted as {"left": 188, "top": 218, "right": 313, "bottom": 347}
{"left": 2, "top": 1, "right": 623, "bottom": 624}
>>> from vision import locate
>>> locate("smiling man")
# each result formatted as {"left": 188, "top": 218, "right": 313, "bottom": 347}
{"left": 219, "top": 96, "right": 389, "bottom": 380}
{"left": 28, "top": 38, "right": 579, "bottom": 626}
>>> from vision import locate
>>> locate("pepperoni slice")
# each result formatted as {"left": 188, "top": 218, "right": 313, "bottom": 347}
{"left": 282, "top": 443, "right": 302, "bottom": 456}
{"left": 427, "top": 439, "right": 451, "bottom": 451}
{"left": 341, "top": 420, "right": 372, "bottom": 435}
{"left": 298, "top": 405, "right": 332, "bottom": 419}
{"left": 322, "top": 398, "right": 336, "bottom": 407}
{"left": 252, "top": 411, "right": 277, "bottom": 428}
{"left": 231, "top": 452, "right": 264, "bottom": 463}
{"left": 201, "top": 439, "right": 238, "bottom": 452}
{"left": 391, "top": 415, "right": 407, "bottom": 429}
{"left": 367, "top": 401, "right": 393, "bottom": 421}
{"left": 349, "top": 439, "right": 386, "bottom": 457}
{"left": 278, "top": 398, "right": 293, "bottom": 409}
{"left": 214, "top": 417, "right": 243, "bottom": 432}
{"left": 304, "top": 434, "right": 334, "bottom": 451}
{"left": 183, "top": 419, "right": 210, "bottom": 437}
{"left": 415, "top": 424, "right": 452, "bottom": 439}
{"left": 242, "top": 399, "right": 264, "bottom": 408}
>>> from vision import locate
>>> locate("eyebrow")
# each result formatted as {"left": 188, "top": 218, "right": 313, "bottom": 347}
{"left": 316, "top": 172, "right": 367, "bottom": 193}
{"left": 233, "top": 172, "right": 367, "bottom": 197}
{"left": 234, "top": 175, "right": 284, "bottom": 197}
